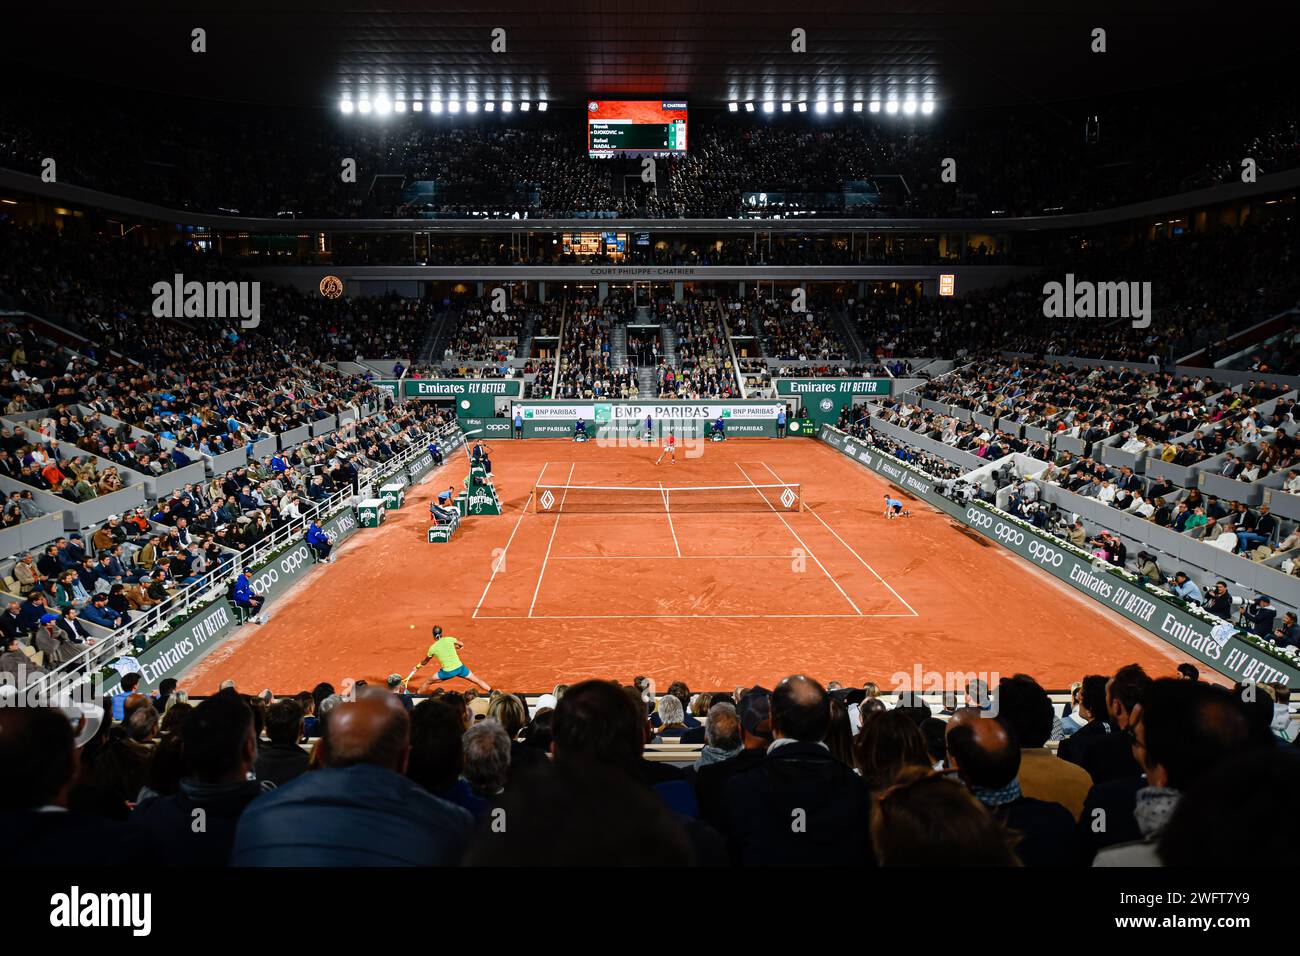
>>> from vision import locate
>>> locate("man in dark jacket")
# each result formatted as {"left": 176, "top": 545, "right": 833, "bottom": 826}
{"left": 0, "top": 602, "right": 25, "bottom": 641}
{"left": 254, "top": 699, "right": 311, "bottom": 788}
{"left": 692, "top": 687, "right": 771, "bottom": 833}
{"left": 946, "top": 710, "right": 1079, "bottom": 866}
{"left": 131, "top": 693, "right": 262, "bottom": 866}
{"left": 721, "top": 675, "right": 872, "bottom": 865}
{"left": 1059, "top": 667, "right": 1147, "bottom": 784}
{"left": 231, "top": 691, "right": 472, "bottom": 865}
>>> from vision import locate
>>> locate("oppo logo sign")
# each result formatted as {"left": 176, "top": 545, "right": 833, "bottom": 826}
{"left": 1027, "top": 541, "right": 1064, "bottom": 568}
{"left": 251, "top": 567, "right": 278, "bottom": 594}
{"left": 966, "top": 508, "right": 994, "bottom": 529}
{"left": 250, "top": 547, "right": 311, "bottom": 594}
{"left": 992, "top": 523, "right": 1024, "bottom": 546}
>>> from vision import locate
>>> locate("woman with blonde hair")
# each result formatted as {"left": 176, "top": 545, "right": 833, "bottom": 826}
{"left": 487, "top": 692, "right": 529, "bottom": 741}
{"left": 689, "top": 692, "right": 713, "bottom": 720}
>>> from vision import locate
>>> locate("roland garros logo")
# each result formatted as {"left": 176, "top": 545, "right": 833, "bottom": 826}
{"left": 319, "top": 275, "right": 344, "bottom": 299}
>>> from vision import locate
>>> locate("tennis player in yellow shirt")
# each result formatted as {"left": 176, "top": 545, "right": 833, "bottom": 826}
{"left": 412, "top": 626, "right": 493, "bottom": 692}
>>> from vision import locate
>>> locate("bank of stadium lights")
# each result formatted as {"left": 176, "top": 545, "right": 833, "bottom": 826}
{"left": 466, "top": 100, "right": 479, "bottom": 113}
{"left": 501, "top": 100, "right": 513, "bottom": 112}
{"left": 484, "top": 101, "right": 495, "bottom": 112}
{"left": 339, "top": 98, "right": 353, "bottom": 114}
{"left": 716, "top": 92, "right": 932, "bottom": 120}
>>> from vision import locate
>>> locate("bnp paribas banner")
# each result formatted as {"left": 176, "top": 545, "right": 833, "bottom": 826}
{"left": 819, "top": 425, "right": 1300, "bottom": 688}
{"left": 777, "top": 378, "right": 892, "bottom": 428}
{"left": 511, "top": 400, "right": 786, "bottom": 437}
{"left": 372, "top": 379, "right": 520, "bottom": 417}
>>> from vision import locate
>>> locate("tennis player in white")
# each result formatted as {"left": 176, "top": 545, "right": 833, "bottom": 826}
{"left": 655, "top": 430, "right": 677, "bottom": 465}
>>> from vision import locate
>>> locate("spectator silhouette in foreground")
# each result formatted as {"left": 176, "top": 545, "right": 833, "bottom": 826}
{"left": 0, "top": 706, "right": 157, "bottom": 865}
{"left": 131, "top": 692, "right": 261, "bottom": 865}
{"left": 945, "top": 709, "right": 1079, "bottom": 866}
{"left": 231, "top": 690, "right": 472, "bottom": 865}
{"left": 871, "top": 766, "right": 1020, "bottom": 866}
{"left": 468, "top": 679, "right": 718, "bottom": 864}
{"left": 995, "top": 674, "right": 1093, "bottom": 820}
{"left": 1093, "top": 678, "right": 1253, "bottom": 866}
{"left": 722, "top": 674, "right": 871, "bottom": 865}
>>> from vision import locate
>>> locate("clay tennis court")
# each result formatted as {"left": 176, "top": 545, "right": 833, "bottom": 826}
{"left": 185, "top": 438, "right": 1194, "bottom": 694}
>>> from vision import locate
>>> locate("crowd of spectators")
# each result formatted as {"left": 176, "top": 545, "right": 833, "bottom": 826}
{"left": 0, "top": 398, "right": 453, "bottom": 669}
{"left": 554, "top": 295, "right": 636, "bottom": 400}
{"left": 835, "top": 218, "right": 1300, "bottom": 370}
{"left": 871, "top": 397, "right": 1053, "bottom": 464}
{"left": 5, "top": 661, "right": 1294, "bottom": 866}
{"left": 656, "top": 299, "right": 739, "bottom": 400}
{"left": 751, "top": 300, "right": 849, "bottom": 362}
{"left": 837, "top": 411, "right": 968, "bottom": 481}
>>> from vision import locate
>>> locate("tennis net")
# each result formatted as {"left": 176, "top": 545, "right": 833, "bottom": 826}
{"left": 530, "top": 483, "right": 802, "bottom": 514}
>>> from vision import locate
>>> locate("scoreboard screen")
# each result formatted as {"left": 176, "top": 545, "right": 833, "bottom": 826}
{"left": 587, "top": 100, "right": 688, "bottom": 159}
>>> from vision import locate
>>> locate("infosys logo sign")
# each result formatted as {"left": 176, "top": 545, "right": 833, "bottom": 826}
{"left": 326, "top": 512, "right": 357, "bottom": 537}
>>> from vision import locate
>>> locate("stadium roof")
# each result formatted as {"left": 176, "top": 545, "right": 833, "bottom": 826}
{"left": 6, "top": 0, "right": 1290, "bottom": 112}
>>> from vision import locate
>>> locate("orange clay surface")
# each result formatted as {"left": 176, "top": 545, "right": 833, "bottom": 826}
{"left": 185, "top": 439, "right": 1194, "bottom": 694}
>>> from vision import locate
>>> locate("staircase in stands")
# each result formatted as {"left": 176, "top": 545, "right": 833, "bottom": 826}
{"left": 832, "top": 306, "right": 868, "bottom": 364}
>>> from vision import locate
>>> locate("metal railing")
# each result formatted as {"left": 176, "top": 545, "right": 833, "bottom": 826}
{"left": 25, "top": 421, "right": 466, "bottom": 700}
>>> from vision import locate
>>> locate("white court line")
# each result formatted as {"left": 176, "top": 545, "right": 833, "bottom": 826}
{"left": 735, "top": 462, "right": 863, "bottom": 616}
{"left": 471, "top": 462, "right": 550, "bottom": 620}
{"left": 761, "top": 460, "right": 920, "bottom": 617}
{"left": 659, "top": 480, "right": 681, "bottom": 557}
{"left": 476, "top": 613, "right": 916, "bottom": 620}
{"left": 528, "top": 462, "right": 576, "bottom": 618}
{"left": 550, "top": 554, "right": 794, "bottom": 560}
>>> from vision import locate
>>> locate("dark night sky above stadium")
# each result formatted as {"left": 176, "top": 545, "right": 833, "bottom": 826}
{"left": 7, "top": 0, "right": 1293, "bottom": 111}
